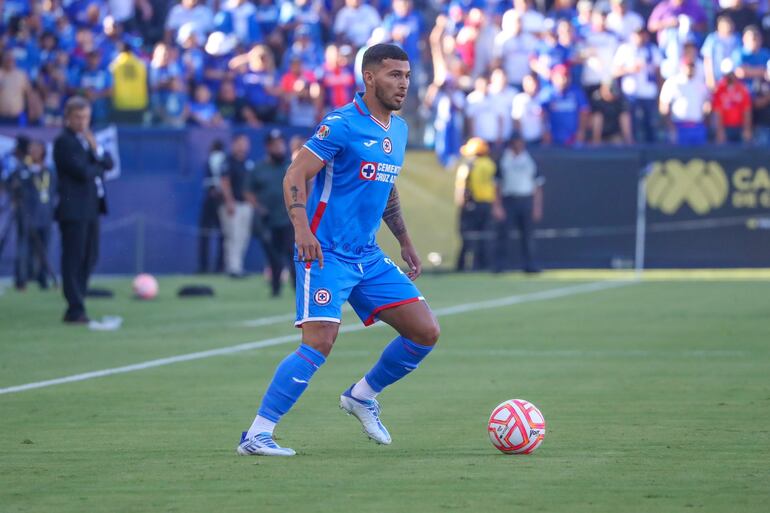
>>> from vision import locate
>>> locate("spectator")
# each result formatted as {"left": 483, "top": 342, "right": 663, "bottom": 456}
{"left": 581, "top": 9, "right": 619, "bottom": 104}
{"left": 701, "top": 16, "right": 740, "bottom": 89}
{"left": 149, "top": 42, "right": 188, "bottom": 126}
{"left": 178, "top": 25, "right": 206, "bottom": 84}
{"left": 512, "top": 72, "right": 545, "bottom": 146}
{"left": 590, "top": 81, "right": 633, "bottom": 144}
{"left": 465, "top": 76, "right": 504, "bottom": 150}
{"left": 198, "top": 140, "right": 226, "bottom": 274}
{"left": 109, "top": 43, "right": 149, "bottom": 124}
{"left": 165, "top": 0, "right": 213, "bottom": 44}
{"left": 213, "top": 0, "right": 263, "bottom": 45}
{"left": 280, "top": 56, "right": 318, "bottom": 95}
{"left": 648, "top": 0, "right": 708, "bottom": 40}
{"left": 425, "top": 76, "right": 465, "bottom": 169}
{"left": 219, "top": 134, "right": 255, "bottom": 278}
{"left": 613, "top": 27, "right": 662, "bottom": 142}
{"left": 254, "top": 0, "right": 281, "bottom": 39}
{"left": 494, "top": 134, "right": 542, "bottom": 274}
{"left": 0, "top": 50, "right": 33, "bottom": 125}
{"left": 333, "top": 0, "right": 382, "bottom": 48}
{"left": 732, "top": 26, "right": 770, "bottom": 94}
{"left": 454, "top": 8, "right": 485, "bottom": 77}
{"left": 278, "top": 0, "right": 328, "bottom": 47}
{"left": 541, "top": 64, "right": 590, "bottom": 146}
{"left": 321, "top": 44, "right": 356, "bottom": 109}
{"left": 606, "top": 0, "right": 645, "bottom": 42}
{"left": 493, "top": 10, "right": 538, "bottom": 89}
{"left": 574, "top": 0, "right": 594, "bottom": 38}
{"left": 454, "top": 137, "right": 500, "bottom": 272}
{"left": 382, "top": 0, "right": 424, "bottom": 70}
{"left": 753, "top": 68, "right": 770, "bottom": 144}
{"left": 547, "top": 0, "right": 578, "bottom": 23}
{"left": 77, "top": 50, "right": 113, "bottom": 126}
{"left": 659, "top": 59, "right": 711, "bottom": 145}
{"left": 203, "top": 31, "right": 238, "bottom": 92}
{"left": 532, "top": 19, "right": 583, "bottom": 87}
{"left": 107, "top": 0, "right": 154, "bottom": 34}
{"left": 718, "top": 0, "right": 759, "bottom": 35}
{"left": 216, "top": 78, "right": 260, "bottom": 126}
{"left": 189, "top": 83, "right": 224, "bottom": 127}
{"left": 502, "top": 0, "right": 545, "bottom": 36}
{"left": 488, "top": 68, "right": 518, "bottom": 149}
{"left": 38, "top": 32, "right": 59, "bottom": 67}
{"left": 287, "top": 78, "right": 322, "bottom": 127}
{"left": 232, "top": 44, "right": 281, "bottom": 123}
{"left": 712, "top": 60, "right": 752, "bottom": 143}
{"left": 281, "top": 24, "right": 323, "bottom": 72}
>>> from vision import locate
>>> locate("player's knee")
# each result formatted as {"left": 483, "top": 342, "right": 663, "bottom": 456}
{"left": 412, "top": 319, "right": 440, "bottom": 347}
{"left": 302, "top": 322, "right": 339, "bottom": 356}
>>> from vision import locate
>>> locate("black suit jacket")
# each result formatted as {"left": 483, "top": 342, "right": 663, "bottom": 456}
{"left": 53, "top": 127, "right": 114, "bottom": 222}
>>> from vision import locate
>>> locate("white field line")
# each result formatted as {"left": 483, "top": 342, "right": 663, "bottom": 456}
{"left": 241, "top": 305, "right": 354, "bottom": 327}
{"left": 0, "top": 280, "right": 632, "bottom": 396}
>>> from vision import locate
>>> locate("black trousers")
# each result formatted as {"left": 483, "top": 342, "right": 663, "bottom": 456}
{"left": 15, "top": 214, "right": 51, "bottom": 289}
{"left": 495, "top": 195, "right": 537, "bottom": 272}
{"left": 59, "top": 219, "right": 99, "bottom": 320}
{"left": 264, "top": 225, "right": 295, "bottom": 296}
{"left": 198, "top": 195, "right": 223, "bottom": 273}
{"left": 456, "top": 202, "right": 493, "bottom": 272}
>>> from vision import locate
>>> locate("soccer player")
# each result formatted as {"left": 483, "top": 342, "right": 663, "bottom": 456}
{"left": 237, "top": 44, "right": 440, "bottom": 456}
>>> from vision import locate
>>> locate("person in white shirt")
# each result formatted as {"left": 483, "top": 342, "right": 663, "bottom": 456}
{"left": 165, "top": 0, "right": 213, "bottom": 43}
{"left": 511, "top": 72, "right": 545, "bottom": 145}
{"left": 333, "top": 0, "right": 382, "bottom": 48}
{"left": 494, "top": 11, "right": 539, "bottom": 88}
{"left": 494, "top": 134, "right": 543, "bottom": 273}
{"left": 606, "top": 0, "right": 644, "bottom": 41}
{"left": 488, "top": 68, "right": 518, "bottom": 147}
{"left": 465, "top": 76, "right": 504, "bottom": 150}
{"left": 659, "top": 59, "right": 711, "bottom": 145}
{"left": 581, "top": 8, "right": 619, "bottom": 105}
{"left": 613, "top": 27, "right": 662, "bottom": 142}
{"left": 502, "top": 0, "right": 545, "bottom": 36}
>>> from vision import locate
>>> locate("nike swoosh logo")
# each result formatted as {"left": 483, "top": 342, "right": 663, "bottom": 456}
{"left": 292, "top": 377, "right": 308, "bottom": 384}
{"left": 363, "top": 140, "right": 377, "bottom": 147}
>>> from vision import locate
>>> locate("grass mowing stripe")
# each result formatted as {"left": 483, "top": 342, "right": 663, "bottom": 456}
{"left": 0, "top": 280, "right": 632, "bottom": 396}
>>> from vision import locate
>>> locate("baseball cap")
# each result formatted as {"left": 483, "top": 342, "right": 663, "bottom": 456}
{"left": 265, "top": 128, "right": 285, "bottom": 144}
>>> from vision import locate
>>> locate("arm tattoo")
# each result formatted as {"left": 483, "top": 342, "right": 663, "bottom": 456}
{"left": 288, "top": 203, "right": 306, "bottom": 210}
{"left": 290, "top": 185, "right": 299, "bottom": 202}
{"left": 382, "top": 186, "right": 408, "bottom": 240}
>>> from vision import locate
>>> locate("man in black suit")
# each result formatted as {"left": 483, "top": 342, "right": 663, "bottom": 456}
{"left": 53, "top": 96, "right": 114, "bottom": 323}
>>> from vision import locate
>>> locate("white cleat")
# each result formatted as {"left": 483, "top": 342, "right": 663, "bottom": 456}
{"left": 339, "top": 386, "right": 392, "bottom": 445}
{"left": 236, "top": 431, "right": 296, "bottom": 456}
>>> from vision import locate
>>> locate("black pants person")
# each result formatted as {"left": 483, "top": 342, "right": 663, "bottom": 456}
{"left": 59, "top": 220, "right": 99, "bottom": 321}
{"left": 495, "top": 195, "right": 538, "bottom": 273}
{"left": 456, "top": 202, "right": 493, "bottom": 271}
{"left": 198, "top": 194, "right": 223, "bottom": 273}
{"left": 264, "top": 224, "right": 295, "bottom": 297}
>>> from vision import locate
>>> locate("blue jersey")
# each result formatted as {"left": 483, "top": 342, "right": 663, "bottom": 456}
{"left": 303, "top": 92, "right": 408, "bottom": 262}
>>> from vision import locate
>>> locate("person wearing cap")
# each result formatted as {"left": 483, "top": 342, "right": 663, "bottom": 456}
{"left": 541, "top": 63, "right": 590, "bottom": 146}
{"left": 219, "top": 134, "right": 255, "bottom": 278}
{"left": 712, "top": 59, "right": 752, "bottom": 143}
{"left": 454, "top": 137, "right": 501, "bottom": 272}
{"left": 245, "top": 130, "right": 295, "bottom": 297}
{"left": 494, "top": 134, "right": 542, "bottom": 274}
{"left": 659, "top": 57, "right": 711, "bottom": 145}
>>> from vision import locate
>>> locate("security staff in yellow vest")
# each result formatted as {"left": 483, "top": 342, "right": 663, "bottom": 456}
{"left": 454, "top": 137, "right": 503, "bottom": 271}
{"left": 109, "top": 43, "right": 149, "bottom": 124}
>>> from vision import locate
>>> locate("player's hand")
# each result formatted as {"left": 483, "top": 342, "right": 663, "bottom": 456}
{"left": 401, "top": 243, "right": 421, "bottom": 281}
{"left": 296, "top": 227, "right": 324, "bottom": 269}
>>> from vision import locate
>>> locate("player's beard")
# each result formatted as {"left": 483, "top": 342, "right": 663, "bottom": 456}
{"left": 374, "top": 82, "right": 404, "bottom": 112}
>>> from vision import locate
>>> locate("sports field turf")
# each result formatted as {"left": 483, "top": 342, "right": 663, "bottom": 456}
{"left": 1, "top": 272, "right": 769, "bottom": 513}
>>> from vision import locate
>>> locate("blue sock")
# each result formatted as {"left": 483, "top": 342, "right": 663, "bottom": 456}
{"left": 257, "top": 344, "right": 326, "bottom": 423}
{"left": 364, "top": 336, "right": 434, "bottom": 393}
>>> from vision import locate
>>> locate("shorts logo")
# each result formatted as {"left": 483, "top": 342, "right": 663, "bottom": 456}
{"left": 313, "top": 288, "right": 332, "bottom": 306}
{"left": 382, "top": 137, "right": 392, "bottom": 154}
{"left": 315, "top": 125, "right": 330, "bottom": 140}
{"left": 359, "top": 161, "right": 377, "bottom": 181}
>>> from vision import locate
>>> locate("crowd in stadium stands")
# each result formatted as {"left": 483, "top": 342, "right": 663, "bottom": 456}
{"left": 1, "top": 0, "right": 770, "bottom": 162}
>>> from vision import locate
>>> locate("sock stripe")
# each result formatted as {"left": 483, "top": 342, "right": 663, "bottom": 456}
{"left": 294, "top": 350, "right": 319, "bottom": 368}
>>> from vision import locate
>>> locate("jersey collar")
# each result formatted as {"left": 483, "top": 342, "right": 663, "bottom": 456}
{"left": 353, "top": 92, "right": 391, "bottom": 131}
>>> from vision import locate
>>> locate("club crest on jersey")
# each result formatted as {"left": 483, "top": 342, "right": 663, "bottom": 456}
{"left": 315, "top": 124, "right": 330, "bottom": 140}
{"left": 313, "top": 288, "right": 332, "bottom": 306}
{"left": 359, "top": 161, "right": 377, "bottom": 181}
{"left": 382, "top": 137, "right": 393, "bottom": 154}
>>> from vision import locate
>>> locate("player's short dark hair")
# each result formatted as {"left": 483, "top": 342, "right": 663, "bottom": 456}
{"left": 361, "top": 44, "right": 409, "bottom": 73}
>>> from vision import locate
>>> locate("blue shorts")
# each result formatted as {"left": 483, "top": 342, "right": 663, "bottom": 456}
{"left": 295, "top": 250, "right": 424, "bottom": 327}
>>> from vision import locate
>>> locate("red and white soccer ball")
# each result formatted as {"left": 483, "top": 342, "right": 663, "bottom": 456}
{"left": 488, "top": 399, "right": 546, "bottom": 455}
{"left": 132, "top": 273, "right": 158, "bottom": 300}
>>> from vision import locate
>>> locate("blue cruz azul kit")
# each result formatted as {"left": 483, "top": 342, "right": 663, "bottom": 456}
{"left": 296, "top": 92, "right": 423, "bottom": 327}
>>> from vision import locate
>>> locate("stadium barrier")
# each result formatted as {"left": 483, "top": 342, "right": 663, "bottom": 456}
{"left": 0, "top": 127, "right": 768, "bottom": 274}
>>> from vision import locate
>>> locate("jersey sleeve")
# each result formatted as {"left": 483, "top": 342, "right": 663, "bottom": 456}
{"left": 303, "top": 113, "right": 350, "bottom": 164}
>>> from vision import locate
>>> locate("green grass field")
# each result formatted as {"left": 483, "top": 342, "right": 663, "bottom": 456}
{"left": 1, "top": 273, "right": 769, "bottom": 513}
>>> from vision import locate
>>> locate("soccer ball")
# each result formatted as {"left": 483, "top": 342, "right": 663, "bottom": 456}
{"left": 487, "top": 399, "right": 546, "bottom": 454}
{"left": 132, "top": 273, "right": 158, "bottom": 300}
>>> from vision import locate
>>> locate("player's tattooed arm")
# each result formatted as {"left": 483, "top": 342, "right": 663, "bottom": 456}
{"left": 383, "top": 186, "right": 409, "bottom": 242}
